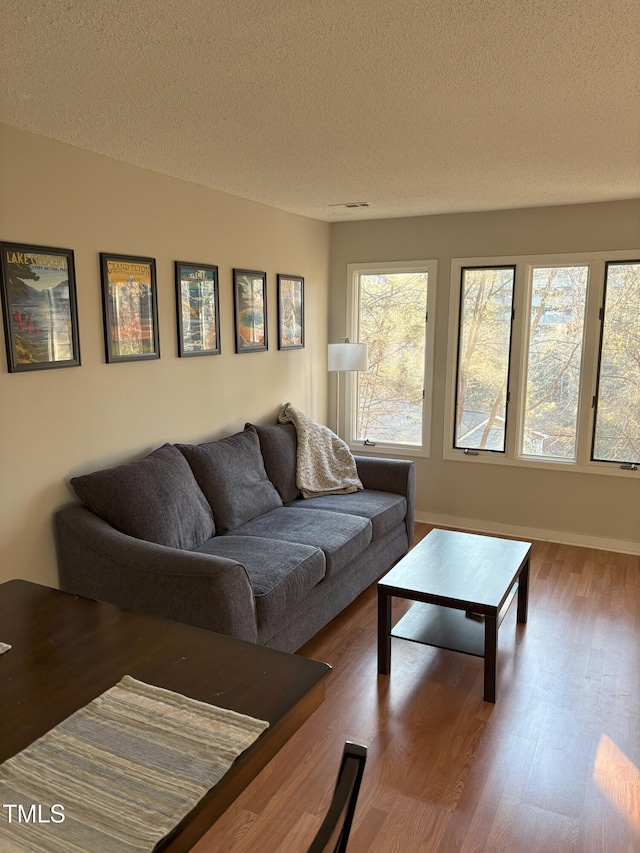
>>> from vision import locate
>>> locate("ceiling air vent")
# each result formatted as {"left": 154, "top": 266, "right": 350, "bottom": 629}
{"left": 329, "top": 202, "right": 371, "bottom": 209}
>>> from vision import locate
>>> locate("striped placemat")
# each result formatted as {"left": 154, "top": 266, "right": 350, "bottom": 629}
{"left": 0, "top": 675, "right": 269, "bottom": 852}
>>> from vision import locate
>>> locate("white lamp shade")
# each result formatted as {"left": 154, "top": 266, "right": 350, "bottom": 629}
{"left": 328, "top": 342, "right": 369, "bottom": 371}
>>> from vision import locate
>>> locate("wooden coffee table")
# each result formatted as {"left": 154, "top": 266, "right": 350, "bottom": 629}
{"left": 378, "top": 529, "right": 531, "bottom": 702}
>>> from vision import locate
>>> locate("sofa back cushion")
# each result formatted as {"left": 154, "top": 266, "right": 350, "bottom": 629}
{"left": 178, "top": 426, "right": 283, "bottom": 533}
{"left": 247, "top": 421, "right": 300, "bottom": 503}
{"left": 70, "top": 443, "right": 215, "bottom": 549}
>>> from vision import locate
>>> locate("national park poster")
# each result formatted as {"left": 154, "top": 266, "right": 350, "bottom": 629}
{"left": 0, "top": 242, "right": 81, "bottom": 372}
{"left": 100, "top": 253, "right": 159, "bottom": 362}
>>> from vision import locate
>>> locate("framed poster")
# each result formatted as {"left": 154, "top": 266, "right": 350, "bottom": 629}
{"left": 277, "top": 274, "right": 304, "bottom": 349}
{"left": 233, "top": 268, "right": 268, "bottom": 353}
{"left": 175, "top": 261, "right": 220, "bottom": 357}
{"left": 100, "top": 253, "right": 160, "bottom": 363}
{"left": 0, "top": 241, "right": 81, "bottom": 373}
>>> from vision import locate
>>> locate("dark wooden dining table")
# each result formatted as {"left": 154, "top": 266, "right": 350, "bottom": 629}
{"left": 0, "top": 579, "right": 331, "bottom": 851}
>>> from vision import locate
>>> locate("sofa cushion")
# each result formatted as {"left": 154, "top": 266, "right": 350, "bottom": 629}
{"left": 196, "top": 535, "right": 325, "bottom": 628}
{"left": 70, "top": 443, "right": 215, "bottom": 550}
{"left": 247, "top": 421, "right": 300, "bottom": 503}
{"left": 178, "top": 427, "right": 282, "bottom": 534}
{"left": 232, "top": 506, "right": 371, "bottom": 577}
{"left": 286, "top": 490, "right": 407, "bottom": 540}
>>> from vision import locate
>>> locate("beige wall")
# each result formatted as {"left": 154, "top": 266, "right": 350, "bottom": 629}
{"left": 2, "top": 124, "right": 637, "bottom": 590}
{"left": 330, "top": 200, "right": 640, "bottom": 553}
{"left": 0, "top": 125, "right": 330, "bottom": 586}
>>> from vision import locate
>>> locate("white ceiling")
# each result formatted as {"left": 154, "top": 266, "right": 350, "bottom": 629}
{"left": 1, "top": 0, "right": 639, "bottom": 222}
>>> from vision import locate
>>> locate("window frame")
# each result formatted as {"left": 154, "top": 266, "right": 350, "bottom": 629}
{"left": 344, "top": 259, "right": 437, "bottom": 458}
{"left": 452, "top": 264, "right": 517, "bottom": 454}
{"left": 591, "top": 258, "right": 640, "bottom": 467}
{"left": 444, "top": 249, "right": 640, "bottom": 477}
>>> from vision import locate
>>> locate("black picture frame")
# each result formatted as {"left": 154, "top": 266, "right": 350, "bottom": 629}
{"left": 233, "top": 268, "right": 268, "bottom": 353}
{"left": 175, "top": 261, "right": 221, "bottom": 357}
{"left": 0, "top": 241, "right": 81, "bottom": 373}
{"left": 100, "top": 253, "right": 160, "bottom": 363}
{"left": 277, "top": 274, "right": 304, "bottom": 349}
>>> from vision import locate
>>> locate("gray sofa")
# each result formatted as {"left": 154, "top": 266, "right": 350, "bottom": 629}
{"left": 55, "top": 423, "right": 415, "bottom": 652}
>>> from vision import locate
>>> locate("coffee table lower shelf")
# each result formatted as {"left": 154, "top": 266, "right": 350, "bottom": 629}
{"left": 390, "top": 585, "right": 518, "bottom": 658}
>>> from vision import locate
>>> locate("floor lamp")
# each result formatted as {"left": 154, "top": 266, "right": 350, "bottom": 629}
{"left": 328, "top": 340, "right": 369, "bottom": 438}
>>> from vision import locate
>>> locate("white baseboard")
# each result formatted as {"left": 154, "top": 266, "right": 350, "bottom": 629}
{"left": 414, "top": 511, "right": 640, "bottom": 557}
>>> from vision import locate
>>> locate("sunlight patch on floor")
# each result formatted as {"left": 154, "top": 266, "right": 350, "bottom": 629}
{"left": 593, "top": 734, "right": 640, "bottom": 837}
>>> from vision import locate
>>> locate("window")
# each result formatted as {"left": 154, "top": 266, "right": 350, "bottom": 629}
{"left": 346, "top": 260, "right": 437, "bottom": 455}
{"left": 454, "top": 266, "right": 515, "bottom": 452}
{"left": 521, "top": 265, "right": 588, "bottom": 461}
{"left": 446, "top": 250, "right": 640, "bottom": 475}
{"left": 592, "top": 261, "right": 640, "bottom": 465}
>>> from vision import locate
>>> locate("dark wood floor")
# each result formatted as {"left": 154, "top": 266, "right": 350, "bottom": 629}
{"left": 192, "top": 525, "right": 640, "bottom": 852}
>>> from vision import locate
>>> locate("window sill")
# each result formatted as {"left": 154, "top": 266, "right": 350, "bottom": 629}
{"left": 349, "top": 442, "right": 430, "bottom": 459}
{"left": 442, "top": 448, "right": 639, "bottom": 478}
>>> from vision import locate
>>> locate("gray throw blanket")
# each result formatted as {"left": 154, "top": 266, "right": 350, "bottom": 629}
{"left": 278, "top": 403, "right": 363, "bottom": 498}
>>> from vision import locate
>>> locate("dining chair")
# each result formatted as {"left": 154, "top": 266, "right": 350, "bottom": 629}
{"left": 306, "top": 741, "right": 367, "bottom": 853}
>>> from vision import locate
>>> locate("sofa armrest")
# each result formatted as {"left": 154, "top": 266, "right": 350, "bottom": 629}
{"left": 54, "top": 505, "right": 257, "bottom": 643}
{"left": 353, "top": 456, "right": 415, "bottom": 544}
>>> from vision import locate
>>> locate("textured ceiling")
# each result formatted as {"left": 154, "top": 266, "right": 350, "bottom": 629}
{"left": 1, "top": 0, "right": 639, "bottom": 221}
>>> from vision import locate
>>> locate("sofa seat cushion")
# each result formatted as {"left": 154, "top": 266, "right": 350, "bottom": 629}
{"left": 70, "top": 443, "right": 215, "bottom": 550}
{"left": 232, "top": 506, "right": 372, "bottom": 577}
{"left": 178, "top": 426, "right": 282, "bottom": 533}
{"left": 195, "top": 535, "right": 325, "bottom": 626}
{"left": 286, "top": 490, "right": 407, "bottom": 540}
